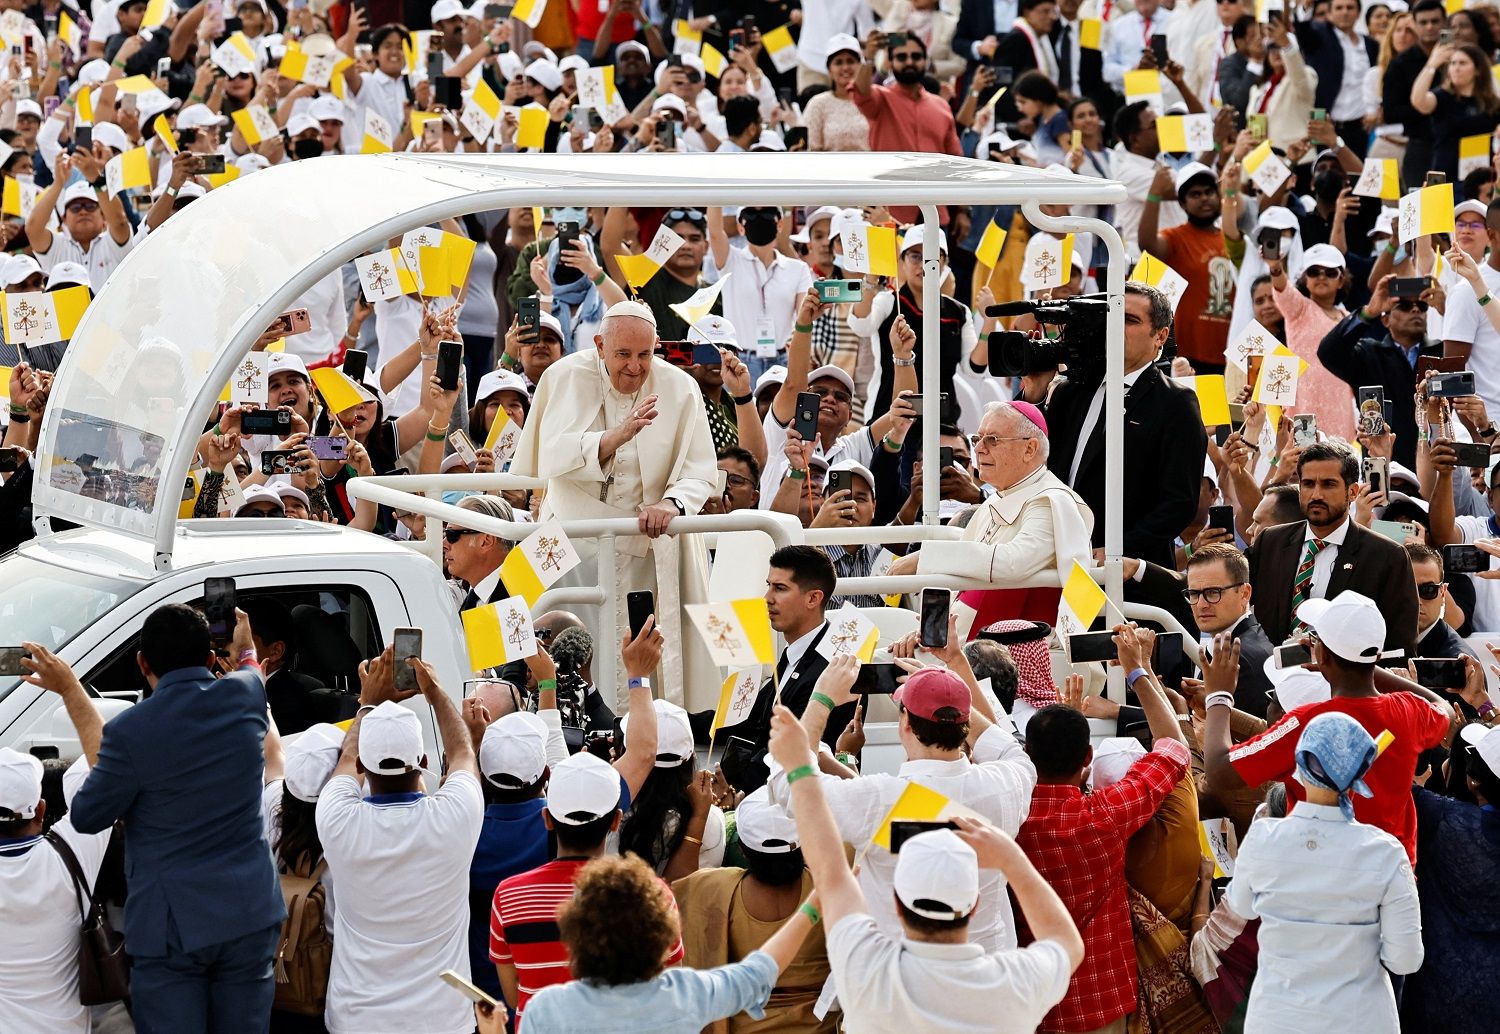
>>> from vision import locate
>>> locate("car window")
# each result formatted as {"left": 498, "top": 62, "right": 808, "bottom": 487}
{"left": 0, "top": 554, "right": 139, "bottom": 703}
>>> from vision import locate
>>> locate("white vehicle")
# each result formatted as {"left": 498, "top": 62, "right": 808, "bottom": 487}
{"left": 1, "top": 152, "right": 1135, "bottom": 763}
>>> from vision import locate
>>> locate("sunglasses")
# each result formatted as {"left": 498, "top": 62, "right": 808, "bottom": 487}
{"left": 1417, "top": 581, "right": 1444, "bottom": 600}
{"left": 666, "top": 208, "right": 706, "bottom": 226}
{"left": 1304, "top": 266, "right": 1341, "bottom": 279}
{"left": 1392, "top": 299, "right": 1429, "bottom": 312}
{"left": 444, "top": 528, "right": 479, "bottom": 544}
{"left": 65, "top": 200, "right": 99, "bottom": 214}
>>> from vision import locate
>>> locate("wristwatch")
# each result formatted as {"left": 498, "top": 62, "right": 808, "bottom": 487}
{"left": 91, "top": 175, "right": 107, "bottom": 191}
{"left": 628, "top": 676, "right": 651, "bottom": 691}
{"left": 668, "top": 498, "right": 685, "bottom": 515}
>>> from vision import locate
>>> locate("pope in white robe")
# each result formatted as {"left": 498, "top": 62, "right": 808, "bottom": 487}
{"left": 509, "top": 300, "right": 721, "bottom": 710}
{"left": 888, "top": 400, "right": 1094, "bottom": 640}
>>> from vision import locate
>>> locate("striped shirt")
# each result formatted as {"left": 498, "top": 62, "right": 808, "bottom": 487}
{"left": 489, "top": 858, "right": 685, "bottom": 1017}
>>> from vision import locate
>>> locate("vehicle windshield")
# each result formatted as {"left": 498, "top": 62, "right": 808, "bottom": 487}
{"left": 0, "top": 553, "right": 140, "bottom": 703}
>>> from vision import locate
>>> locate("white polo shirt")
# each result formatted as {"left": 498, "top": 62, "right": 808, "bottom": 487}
{"left": 719, "top": 244, "right": 814, "bottom": 359}
{"left": 341, "top": 68, "right": 409, "bottom": 156}
{"left": 316, "top": 770, "right": 485, "bottom": 1034}
{"left": 827, "top": 914, "right": 1073, "bottom": 1034}
{"left": 1441, "top": 263, "right": 1500, "bottom": 416}
{"left": 34, "top": 223, "right": 134, "bottom": 291}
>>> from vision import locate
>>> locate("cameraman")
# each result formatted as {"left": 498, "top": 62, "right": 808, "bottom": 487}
{"left": 1019, "top": 282, "right": 1207, "bottom": 569}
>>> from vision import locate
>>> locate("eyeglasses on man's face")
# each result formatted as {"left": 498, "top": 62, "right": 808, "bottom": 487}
{"left": 1183, "top": 583, "right": 1245, "bottom": 604}
{"left": 444, "top": 528, "right": 479, "bottom": 544}
{"left": 968, "top": 433, "right": 1028, "bottom": 452}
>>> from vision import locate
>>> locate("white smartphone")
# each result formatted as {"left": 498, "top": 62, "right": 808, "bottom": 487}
{"left": 439, "top": 969, "right": 501, "bottom": 1008}
{"left": 448, "top": 429, "right": 479, "bottom": 469}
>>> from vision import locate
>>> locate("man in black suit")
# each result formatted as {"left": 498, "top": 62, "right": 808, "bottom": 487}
{"left": 1383, "top": 0, "right": 1447, "bottom": 191}
{"left": 1051, "top": 0, "right": 1117, "bottom": 120}
{"left": 720, "top": 545, "right": 855, "bottom": 790}
{"left": 444, "top": 495, "right": 516, "bottom": 611}
{"left": 1316, "top": 272, "right": 1443, "bottom": 470}
{"left": 1294, "top": 0, "right": 1380, "bottom": 159}
{"left": 1247, "top": 440, "right": 1419, "bottom": 657}
{"left": 1027, "top": 282, "right": 1207, "bottom": 570}
{"left": 954, "top": 0, "right": 1014, "bottom": 71}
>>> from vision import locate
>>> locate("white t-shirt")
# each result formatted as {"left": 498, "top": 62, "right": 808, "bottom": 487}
{"left": 1441, "top": 263, "right": 1500, "bottom": 417}
{"left": 719, "top": 245, "right": 814, "bottom": 360}
{"left": 758, "top": 416, "right": 876, "bottom": 503}
{"left": 826, "top": 913, "right": 1073, "bottom": 1034}
{"left": 1452, "top": 514, "right": 1500, "bottom": 633}
{"left": 316, "top": 771, "right": 485, "bottom": 1034}
{"left": 0, "top": 758, "right": 111, "bottom": 1034}
{"left": 34, "top": 223, "right": 135, "bottom": 292}
{"left": 283, "top": 270, "right": 348, "bottom": 367}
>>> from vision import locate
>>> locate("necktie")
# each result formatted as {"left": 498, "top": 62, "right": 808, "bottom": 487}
{"left": 1057, "top": 23, "right": 1073, "bottom": 92}
{"left": 1289, "top": 537, "right": 1327, "bottom": 629}
{"left": 461, "top": 588, "right": 479, "bottom": 611}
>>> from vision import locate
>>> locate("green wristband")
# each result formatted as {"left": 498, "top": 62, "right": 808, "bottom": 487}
{"left": 786, "top": 764, "right": 816, "bottom": 785}
{"left": 425, "top": 429, "right": 446, "bottom": 442}
{"left": 1481, "top": 294, "right": 1494, "bottom": 307}
{"left": 1146, "top": 193, "right": 1163, "bottom": 203}
{"left": 592, "top": 270, "right": 607, "bottom": 285}
{"left": 788, "top": 467, "right": 806, "bottom": 480}
{"left": 537, "top": 678, "right": 557, "bottom": 691}
{"left": 794, "top": 321, "right": 814, "bottom": 333}
{"left": 810, "top": 691, "right": 836, "bottom": 710}
{"left": 798, "top": 902, "right": 821, "bottom": 924}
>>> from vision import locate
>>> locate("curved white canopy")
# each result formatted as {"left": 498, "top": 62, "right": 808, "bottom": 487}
{"left": 31, "top": 151, "right": 1128, "bottom": 561}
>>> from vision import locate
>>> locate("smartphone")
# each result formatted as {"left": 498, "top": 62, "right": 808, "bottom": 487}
{"left": 0, "top": 446, "right": 19, "bottom": 473}
{"left": 627, "top": 590, "right": 655, "bottom": 639}
{"left": 1228, "top": 402, "right": 1245, "bottom": 425}
{"left": 920, "top": 587, "right": 950, "bottom": 649}
{"left": 484, "top": 3, "right": 512, "bottom": 18}
{"left": 261, "top": 450, "right": 295, "bottom": 476}
{"left": 1257, "top": 225, "right": 1281, "bottom": 261}
{"left": 691, "top": 342, "right": 722, "bottom": 366}
{"left": 886, "top": 30, "right": 909, "bottom": 48}
{"left": 658, "top": 340, "right": 694, "bottom": 367}
{"left": 826, "top": 468, "right": 852, "bottom": 498}
{"left": 1426, "top": 171, "right": 1448, "bottom": 187}
{"left": 1274, "top": 641, "right": 1312, "bottom": 669}
{"left": 813, "top": 278, "right": 863, "bottom": 304}
{"left": 0, "top": 646, "right": 32, "bottom": 676}
{"left": 1153, "top": 631, "right": 1185, "bottom": 674}
{"left": 198, "top": 153, "right": 226, "bottom": 175}
{"left": 1247, "top": 113, "right": 1267, "bottom": 141}
{"left": 422, "top": 119, "right": 443, "bottom": 148}
{"left": 1438, "top": 28, "right": 1455, "bottom": 46}
{"left": 1346, "top": 171, "right": 1360, "bottom": 191}
{"left": 793, "top": 391, "right": 820, "bottom": 442}
{"left": 181, "top": 475, "right": 197, "bottom": 502}
{"left": 992, "top": 64, "right": 1014, "bottom": 85}
{"left": 1068, "top": 630, "right": 1118, "bottom": 663}
{"left": 436, "top": 340, "right": 462, "bottom": 391}
{"left": 72, "top": 124, "right": 91, "bottom": 151}
{"left": 435, "top": 76, "right": 462, "bottom": 109}
{"left": 392, "top": 627, "right": 422, "bottom": 691}
{"left": 667, "top": 54, "right": 684, "bottom": 68}
{"left": 448, "top": 429, "right": 478, "bottom": 468}
{"left": 1389, "top": 276, "right": 1431, "bottom": 298}
{"left": 729, "top": 27, "right": 745, "bottom": 48}
{"left": 1291, "top": 413, "right": 1318, "bottom": 447}
{"left": 203, "top": 576, "right": 235, "bottom": 639}
{"left": 342, "top": 349, "right": 368, "bottom": 384}
{"left": 1412, "top": 656, "right": 1467, "bottom": 690}
{"left": 939, "top": 446, "right": 955, "bottom": 471}
{"left": 1309, "top": 107, "right": 1326, "bottom": 122}
{"left": 439, "top": 969, "right": 500, "bottom": 1008}
{"left": 268, "top": 308, "right": 312, "bottom": 338}
{"left": 1429, "top": 371, "right": 1476, "bottom": 398}
{"left": 554, "top": 219, "right": 581, "bottom": 283}
{"left": 1363, "top": 455, "right": 1388, "bottom": 496}
{"left": 570, "top": 104, "right": 590, "bottom": 127}
{"left": 1416, "top": 355, "right": 1466, "bottom": 378}
{"left": 1452, "top": 441, "right": 1492, "bottom": 468}
{"left": 307, "top": 436, "right": 348, "bottom": 461}
{"left": 242, "top": 409, "right": 292, "bottom": 436}
{"left": 426, "top": 51, "right": 444, "bottom": 83}
{"left": 1207, "top": 504, "right": 1234, "bottom": 532}
{"left": 1445, "top": 543, "right": 1494, "bottom": 574}
{"left": 517, "top": 295, "right": 540, "bottom": 341}
{"left": 1150, "top": 34, "right": 1169, "bottom": 63}
{"left": 901, "top": 393, "right": 949, "bottom": 407}
{"left": 157, "top": 56, "right": 171, "bottom": 77}
{"left": 658, "top": 118, "right": 677, "bottom": 149}
{"left": 852, "top": 662, "right": 901, "bottom": 695}
{"left": 889, "top": 819, "right": 958, "bottom": 853}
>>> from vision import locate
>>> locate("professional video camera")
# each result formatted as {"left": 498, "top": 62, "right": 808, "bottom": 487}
{"left": 984, "top": 296, "right": 1109, "bottom": 379}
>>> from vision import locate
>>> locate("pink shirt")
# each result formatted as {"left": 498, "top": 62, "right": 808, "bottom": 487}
{"left": 852, "top": 83, "right": 962, "bottom": 224}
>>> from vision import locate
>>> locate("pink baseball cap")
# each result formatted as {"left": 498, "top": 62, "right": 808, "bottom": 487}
{"left": 894, "top": 667, "right": 971, "bottom": 722}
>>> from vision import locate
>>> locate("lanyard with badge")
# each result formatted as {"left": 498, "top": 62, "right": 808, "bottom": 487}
{"left": 752, "top": 259, "right": 780, "bottom": 358}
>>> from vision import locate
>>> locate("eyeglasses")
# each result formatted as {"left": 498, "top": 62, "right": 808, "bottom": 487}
{"left": 444, "top": 528, "right": 479, "bottom": 544}
{"left": 1457, "top": 219, "right": 1487, "bottom": 231}
{"left": 968, "top": 433, "right": 1027, "bottom": 452}
{"left": 1183, "top": 582, "right": 1245, "bottom": 604}
{"left": 811, "top": 387, "right": 852, "bottom": 404}
{"left": 65, "top": 200, "right": 99, "bottom": 214}
{"left": 724, "top": 472, "right": 755, "bottom": 489}
{"left": 1392, "top": 299, "right": 1429, "bottom": 312}
{"left": 1417, "top": 581, "right": 1444, "bottom": 600}
{"left": 889, "top": 52, "right": 923, "bottom": 63}
{"left": 1304, "top": 266, "right": 1341, "bottom": 279}
{"left": 666, "top": 208, "right": 706, "bottom": 225}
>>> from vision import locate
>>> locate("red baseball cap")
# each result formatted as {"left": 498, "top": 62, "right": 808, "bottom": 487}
{"left": 893, "top": 667, "right": 971, "bottom": 722}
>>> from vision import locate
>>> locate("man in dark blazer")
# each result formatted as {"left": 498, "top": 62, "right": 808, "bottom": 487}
{"left": 989, "top": 0, "right": 1058, "bottom": 120}
{"left": 1051, "top": 0, "right": 1117, "bottom": 118}
{"left": 1294, "top": 0, "right": 1380, "bottom": 159}
{"left": 69, "top": 604, "right": 286, "bottom": 1031}
{"left": 954, "top": 0, "right": 1011, "bottom": 71}
{"left": 444, "top": 495, "right": 516, "bottom": 611}
{"left": 1247, "top": 441, "right": 1419, "bottom": 657}
{"left": 718, "top": 545, "right": 856, "bottom": 790}
{"left": 1034, "top": 282, "right": 1208, "bottom": 570}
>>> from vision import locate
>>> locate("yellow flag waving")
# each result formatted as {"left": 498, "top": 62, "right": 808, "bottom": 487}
{"left": 871, "top": 782, "right": 981, "bottom": 850}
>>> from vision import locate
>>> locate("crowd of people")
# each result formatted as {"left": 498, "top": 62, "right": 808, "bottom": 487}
{"left": 5, "top": 0, "right": 1500, "bottom": 1031}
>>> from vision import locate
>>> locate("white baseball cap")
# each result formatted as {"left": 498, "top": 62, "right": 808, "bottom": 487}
{"left": 137, "top": 90, "right": 179, "bottom": 125}
{"left": 58, "top": 180, "right": 99, "bottom": 212}
{"left": 892, "top": 828, "right": 980, "bottom": 921}
{"left": 523, "top": 41, "right": 559, "bottom": 62}
{"left": 3, "top": 254, "right": 41, "bottom": 286}
{"left": 824, "top": 33, "right": 862, "bottom": 66}
{"left": 616, "top": 40, "right": 650, "bottom": 63}
{"left": 275, "top": 483, "right": 311, "bottom": 510}
{"left": 78, "top": 59, "right": 111, "bottom": 86}
{"left": 475, "top": 368, "right": 530, "bottom": 403}
{"left": 687, "top": 315, "right": 738, "bottom": 350}
{"left": 735, "top": 787, "right": 800, "bottom": 853}
{"left": 235, "top": 153, "right": 272, "bottom": 176}
{"left": 1260, "top": 658, "right": 1332, "bottom": 711}
{"left": 479, "top": 711, "right": 549, "bottom": 787}
{"left": 536, "top": 310, "right": 565, "bottom": 342}
{"left": 651, "top": 93, "right": 687, "bottom": 116}
{"left": 899, "top": 227, "right": 948, "bottom": 256}
{"left": 791, "top": 206, "right": 840, "bottom": 245}
{"left": 559, "top": 54, "right": 589, "bottom": 76}
{"left": 1301, "top": 243, "right": 1347, "bottom": 271}
{"left": 1369, "top": 208, "right": 1399, "bottom": 239}
{"left": 92, "top": 119, "right": 130, "bottom": 154}
{"left": 267, "top": 352, "right": 310, "bottom": 382}
{"left": 827, "top": 459, "right": 874, "bottom": 493}
{"left": 0, "top": 747, "right": 43, "bottom": 819}
{"left": 1295, "top": 591, "right": 1385, "bottom": 663}
{"left": 286, "top": 112, "right": 319, "bottom": 137}
{"left": 430, "top": 0, "right": 465, "bottom": 22}
{"left": 1174, "top": 161, "right": 1217, "bottom": 195}
{"left": 1090, "top": 737, "right": 1147, "bottom": 789}
{"left": 1455, "top": 199, "right": 1488, "bottom": 221}
{"left": 808, "top": 364, "right": 856, "bottom": 397}
{"left": 524, "top": 59, "right": 562, "bottom": 93}
{"left": 545, "top": 751, "right": 621, "bottom": 824}
{"left": 1462, "top": 721, "right": 1500, "bottom": 773}
{"left": 177, "top": 103, "right": 228, "bottom": 129}
{"left": 497, "top": 50, "right": 525, "bottom": 82}
{"left": 622, "top": 698, "right": 696, "bottom": 767}
{"left": 283, "top": 723, "right": 345, "bottom": 802}
{"left": 235, "top": 484, "right": 285, "bottom": 516}
{"left": 308, "top": 94, "right": 347, "bottom": 123}
{"left": 752, "top": 129, "right": 786, "bottom": 152}
{"left": 754, "top": 363, "right": 787, "bottom": 398}
{"left": 14, "top": 99, "right": 41, "bottom": 121}
{"left": 357, "top": 700, "right": 426, "bottom": 775}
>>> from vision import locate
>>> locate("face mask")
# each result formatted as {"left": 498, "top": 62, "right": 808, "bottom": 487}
{"left": 1313, "top": 170, "right": 1344, "bottom": 203}
{"left": 742, "top": 215, "right": 779, "bottom": 246}
{"left": 293, "top": 137, "right": 324, "bottom": 160}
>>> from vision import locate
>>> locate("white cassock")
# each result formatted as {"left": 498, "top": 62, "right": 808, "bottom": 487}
{"left": 914, "top": 464, "right": 1094, "bottom": 640}
{"left": 510, "top": 349, "right": 720, "bottom": 710}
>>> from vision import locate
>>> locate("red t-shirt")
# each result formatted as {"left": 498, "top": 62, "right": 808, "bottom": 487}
{"left": 571, "top": 0, "right": 637, "bottom": 48}
{"left": 1228, "top": 692, "right": 1450, "bottom": 863}
{"left": 1159, "top": 222, "right": 1235, "bottom": 365}
{"left": 489, "top": 858, "right": 685, "bottom": 1016}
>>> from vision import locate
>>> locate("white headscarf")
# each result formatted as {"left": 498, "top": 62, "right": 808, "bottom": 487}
{"left": 1229, "top": 205, "right": 1305, "bottom": 342}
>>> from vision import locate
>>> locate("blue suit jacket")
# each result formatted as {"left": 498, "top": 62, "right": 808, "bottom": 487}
{"left": 70, "top": 665, "right": 285, "bottom": 956}
{"left": 1294, "top": 20, "right": 1379, "bottom": 113}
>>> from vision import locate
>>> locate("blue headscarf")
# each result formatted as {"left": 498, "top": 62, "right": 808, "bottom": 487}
{"left": 1294, "top": 712, "right": 1377, "bottom": 820}
{"left": 546, "top": 235, "right": 604, "bottom": 349}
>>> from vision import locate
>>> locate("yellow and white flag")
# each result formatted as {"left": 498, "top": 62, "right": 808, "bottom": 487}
{"left": 673, "top": 19, "right": 702, "bottom": 56}
{"left": 816, "top": 604, "right": 879, "bottom": 662}
{"left": 153, "top": 113, "right": 178, "bottom": 154}
{"left": 484, "top": 407, "right": 522, "bottom": 458}
{"left": 104, "top": 146, "right": 152, "bottom": 197}
{"left": 279, "top": 49, "right": 342, "bottom": 89}
{"left": 669, "top": 275, "right": 729, "bottom": 326}
{"left": 700, "top": 41, "right": 727, "bottom": 78}
{"left": 1252, "top": 344, "right": 1307, "bottom": 406}
{"left": 463, "top": 596, "right": 538, "bottom": 670}
{"left": 1056, "top": 559, "right": 1107, "bottom": 638}
{"left": 2, "top": 174, "right": 39, "bottom": 218}
{"left": 711, "top": 669, "right": 761, "bottom": 735}
{"left": 211, "top": 32, "right": 257, "bottom": 77}
{"left": 1460, "top": 134, "right": 1492, "bottom": 178}
{"left": 1398, "top": 181, "right": 1455, "bottom": 244}
{"left": 1022, "top": 233, "right": 1074, "bottom": 291}
{"left": 205, "top": 163, "right": 241, "bottom": 190}
{"left": 513, "top": 0, "right": 547, "bottom": 28}
{"left": 1243, "top": 140, "right": 1292, "bottom": 196}
{"left": 1123, "top": 68, "right": 1162, "bottom": 111}
{"left": 141, "top": 0, "right": 170, "bottom": 29}
{"left": 975, "top": 219, "right": 1007, "bottom": 268}
{"left": 310, "top": 366, "right": 375, "bottom": 415}
{"left": 839, "top": 221, "right": 898, "bottom": 277}
{"left": 460, "top": 77, "right": 502, "bottom": 142}
{"left": 871, "top": 782, "right": 981, "bottom": 850}
{"left": 1130, "top": 252, "right": 1189, "bottom": 312}
{"left": 615, "top": 252, "right": 663, "bottom": 290}
{"left": 58, "top": 10, "right": 82, "bottom": 54}
{"left": 362, "top": 109, "right": 395, "bottom": 154}
{"left": 687, "top": 599, "right": 775, "bottom": 668}
{"left": 2, "top": 286, "right": 89, "bottom": 347}
{"left": 1226, "top": 318, "right": 1280, "bottom": 374}
{"left": 762, "top": 24, "right": 797, "bottom": 72}
{"left": 354, "top": 248, "right": 418, "bottom": 301}
{"left": 1186, "top": 374, "right": 1232, "bottom": 426}
{"left": 499, "top": 520, "right": 582, "bottom": 608}
{"left": 1352, "top": 157, "right": 1400, "bottom": 201}
{"left": 231, "top": 104, "right": 279, "bottom": 146}
{"left": 1156, "top": 113, "right": 1215, "bottom": 154}
{"left": 1079, "top": 17, "right": 1102, "bottom": 49}
{"left": 516, "top": 103, "right": 549, "bottom": 149}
